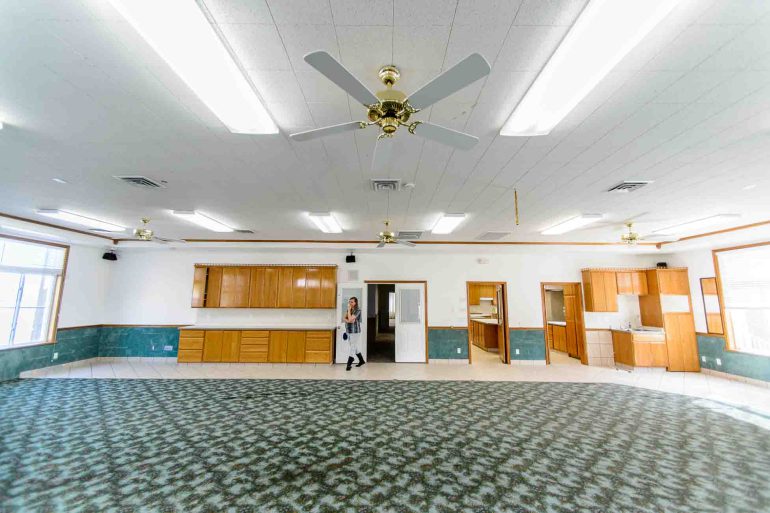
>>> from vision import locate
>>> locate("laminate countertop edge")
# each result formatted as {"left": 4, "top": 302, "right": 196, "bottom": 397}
{"left": 180, "top": 325, "right": 338, "bottom": 331}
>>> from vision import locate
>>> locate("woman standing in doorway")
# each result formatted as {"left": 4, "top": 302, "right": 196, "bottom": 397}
{"left": 344, "top": 297, "right": 365, "bottom": 371}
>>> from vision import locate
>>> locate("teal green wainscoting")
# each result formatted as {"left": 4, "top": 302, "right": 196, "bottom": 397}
{"left": 428, "top": 328, "right": 468, "bottom": 359}
{"left": 698, "top": 334, "right": 770, "bottom": 382}
{"left": 509, "top": 329, "right": 546, "bottom": 361}
{"left": 0, "top": 327, "right": 100, "bottom": 381}
{"left": 98, "top": 326, "right": 179, "bottom": 358}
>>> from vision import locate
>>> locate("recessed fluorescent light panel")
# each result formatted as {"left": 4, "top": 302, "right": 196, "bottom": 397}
{"left": 108, "top": 0, "right": 277, "bottom": 134}
{"left": 36, "top": 209, "right": 126, "bottom": 232}
{"left": 652, "top": 214, "right": 741, "bottom": 235}
{"left": 307, "top": 213, "right": 343, "bottom": 234}
{"left": 432, "top": 214, "right": 466, "bottom": 235}
{"left": 501, "top": 0, "right": 682, "bottom": 136}
{"left": 172, "top": 211, "right": 234, "bottom": 232}
{"left": 541, "top": 214, "right": 603, "bottom": 235}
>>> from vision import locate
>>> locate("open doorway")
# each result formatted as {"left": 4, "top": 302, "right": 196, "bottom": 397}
{"left": 540, "top": 282, "right": 587, "bottom": 365}
{"left": 466, "top": 281, "right": 510, "bottom": 364}
{"left": 366, "top": 283, "right": 396, "bottom": 362}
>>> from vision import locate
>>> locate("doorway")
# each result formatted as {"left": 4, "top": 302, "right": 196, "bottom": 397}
{"left": 364, "top": 281, "right": 428, "bottom": 363}
{"left": 466, "top": 281, "right": 510, "bottom": 364}
{"left": 540, "top": 282, "right": 587, "bottom": 365}
{"left": 366, "top": 283, "right": 396, "bottom": 362}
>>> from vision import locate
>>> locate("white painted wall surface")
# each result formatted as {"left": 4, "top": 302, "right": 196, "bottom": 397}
{"left": 58, "top": 244, "right": 111, "bottom": 328}
{"left": 102, "top": 246, "right": 662, "bottom": 328}
{"left": 667, "top": 248, "right": 716, "bottom": 333}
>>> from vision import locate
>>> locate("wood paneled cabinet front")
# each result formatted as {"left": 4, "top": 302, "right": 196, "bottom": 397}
{"left": 616, "top": 271, "right": 648, "bottom": 295}
{"left": 183, "top": 329, "right": 333, "bottom": 364}
{"left": 191, "top": 265, "right": 337, "bottom": 309}
{"left": 582, "top": 270, "right": 618, "bottom": 312}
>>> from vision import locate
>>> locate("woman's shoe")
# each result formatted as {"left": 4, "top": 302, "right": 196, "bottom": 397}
{"left": 356, "top": 353, "right": 366, "bottom": 367}
{"left": 346, "top": 357, "right": 354, "bottom": 371}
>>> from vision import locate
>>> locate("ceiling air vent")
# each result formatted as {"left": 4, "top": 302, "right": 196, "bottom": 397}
{"left": 476, "top": 231, "right": 511, "bottom": 241}
{"left": 607, "top": 180, "right": 653, "bottom": 193}
{"left": 114, "top": 176, "right": 166, "bottom": 189}
{"left": 371, "top": 179, "right": 401, "bottom": 192}
{"left": 397, "top": 230, "right": 423, "bottom": 240}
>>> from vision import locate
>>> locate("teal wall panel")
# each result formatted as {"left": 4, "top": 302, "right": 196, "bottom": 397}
{"left": 98, "top": 327, "right": 179, "bottom": 358}
{"left": 509, "top": 329, "right": 546, "bottom": 360}
{"left": 697, "top": 334, "right": 770, "bottom": 382}
{"left": 428, "top": 328, "right": 468, "bottom": 359}
{"left": 0, "top": 327, "right": 100, "bottom": 381}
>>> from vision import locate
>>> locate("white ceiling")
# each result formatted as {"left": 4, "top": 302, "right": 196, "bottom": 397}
{"left": 2, "top": 0, "right": 770, "bottom": 243}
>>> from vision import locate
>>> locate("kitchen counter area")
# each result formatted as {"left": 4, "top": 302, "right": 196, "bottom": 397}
{"left": 470, "top": 319, "right": 499, "bottom": 351}
{"left": 180, "top": 323, "right": 337, "bottom": 330}
{"left": 611, "top": 329, "right": 668, "bottom": 368}
{"left": 470, "top": 318, "right": 499, "bottom": 325}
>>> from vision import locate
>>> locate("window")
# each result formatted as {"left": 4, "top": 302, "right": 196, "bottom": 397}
{"left": 0, "top": 236, "right": 67, "bottom": 347}
{"left": 715, "top": 243, "right": 770, "bottom": 356}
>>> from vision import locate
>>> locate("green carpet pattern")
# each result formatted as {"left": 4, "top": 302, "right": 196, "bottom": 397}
{"left": 1, "top": 379, "right": 769, "bottom": 513}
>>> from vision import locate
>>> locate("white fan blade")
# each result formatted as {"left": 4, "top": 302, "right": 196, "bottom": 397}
{"left": 411, "top": 122, "right": 479, "bottom": 150}
{"left": 371, "top": 136, "right": 394, "bottom": 174}
{"left": 304, "top": 51, "right": 379, "bottom": 106}
{"left": 377, "top": 241, "right": 386, "bottom": 248}
{"left": 154, "top": 237, "right": 186, "bottom": 243}
{"left": 406, "top": 53, "right": 491, "bottom": 110}
{"left": 395, "top": 239, "right": 416, "bottom": 247}
{"left": 290, "top": 121, "right": 363, "bottom": 142}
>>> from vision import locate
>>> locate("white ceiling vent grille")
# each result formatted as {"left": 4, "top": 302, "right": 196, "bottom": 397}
{"left": 371, "top": 179, "right": 401, "bottom": 192}
{"left": 607, "top": 180, "right": 653, "bottom": 193}
{"left": 476, "top": 231, "right": 511, "bottom": 241}
{"left": 397, "top": 231, "right": 423, "bottom": 240}
{"left": 114, "top": 176, "right": 166, "bottom": 189}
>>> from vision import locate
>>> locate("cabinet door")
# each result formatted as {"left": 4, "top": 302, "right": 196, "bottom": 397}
{"left": 292, "top": 267, "right": 307, "bottom": 308}
{"left": 603, "top": 272, "right": 618, "bottom": 311}
{"left": 305, "top": 268, "right": 322, "bottom": 308}
{"left": 220, "top": 267, "right": 250, "bottom": 307}
{"left": 632, "top": 271, "right": 648, "bottom": 295}
{"left": 221, "top": 331, "right": 241, "bottom": 362}
{"left": 249, "top": 267, "right": 266, "bottom": 307}
{"left": 320, "top": 267, "right": 336, "bottom": 308}
{"left": 202, "top": 331, "right": 223, "bottom": 362}
{"left": 286, "top": 331, "right": 306, "bottom": 363}
{"left": 592, "top": 272, "right": 606, "bottom": 311}
{"left": 582, "top": 271, "right": 594, "bottom": 311}
{"left": 616, "top": 272, "right": 633, "bottom": 295}
{"left": 191, "top": 267, "right": 208, "bottom": 307}
{"left": 658, "top": 270, "right": 690, "bottom": 295}
{"left": 268, "top": 331, "right": 288, "bottom": 362}
{"left": 277, "top": 267, "right": 294, "bottom": 308}
{"left": 264, "top": 267, "right": 279, "bottom": 307}
{"left": 206, "top": 267, "right": 223, "bottom": 308}
{"left": 305, "top": 331, "right": 332, "bottom": 363}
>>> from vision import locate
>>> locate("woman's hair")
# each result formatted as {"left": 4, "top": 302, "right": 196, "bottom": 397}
{"left": 349, "top": 297, "right": 359, "bottom": 309}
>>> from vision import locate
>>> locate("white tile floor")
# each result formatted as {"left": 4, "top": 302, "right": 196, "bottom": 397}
{"left": 21, "top": 348, "right": 770, "bottom": 416}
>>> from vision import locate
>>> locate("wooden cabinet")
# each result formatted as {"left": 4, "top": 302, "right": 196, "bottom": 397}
{"left": 616, "top": 271, "right": 648, "bottom": 295}
{"left": 286, "top": 331, "right": 306, "bottom": 363}
{"left": 657, "top": 269, "right": 689, "bottom": 295}
{"left": 239, "top": 331, "right": 269, "bottom": 362}
{"left": 582, "top": 270, "right": 618, "bottom": 312}
{"left": 470, "top": 320, "right": 498, "bottom": 350}
{"left": 268, "top": 331, "right": 288, "bottom": 363}
{"left": 305, "top": 331, "right": 333, "bottom": 363}
{"left": 612, "top": 330, "right": 668, "bottom": 367}
{"left": 552, "top": 324, "right": 567, "bottom": 353}
{"left": 468, "top": 284, "right": 496, "bottom": 305}
{"left": 202, "top": 331, "right": 224, "bottom": 362}
{"left": 178, "top": 330, "right": 204, "bottom": 362}
{"left": 221, "top": 331, "right": 241, "bottom": 362}
{"left": 664, "top": 312, "right": 699, "bottom": 372}
{"left": 193, "top": 265, "right": 337, "bottom": 309}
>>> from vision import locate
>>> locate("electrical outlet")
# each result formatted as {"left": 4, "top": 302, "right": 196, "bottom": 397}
{"left": 716, "top": 358, "right": 722, "bottom": 366}
{"left": 164, "top": 345, "right": 173, "bottom": 351}
{"left": 515, "top": 348, "right": 520, "bottom": 355}
{"left": 701, "top": 356, "right": 706, "bottom": 362}
{"left": 456, "top": 348, "right": 461, "bottom": 354}
{"left": 52, "top": 352, "right": 58, "bottom": 360}
{"left": 151, "top": 345, "right": 155, "bottom": 351}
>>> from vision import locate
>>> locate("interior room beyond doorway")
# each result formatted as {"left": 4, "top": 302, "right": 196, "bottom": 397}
{"left": 541, "top": 282, "right": 587, "bottom": 365}
{"left": 466, "top": 281, "right": 509, "bottom": 364}
{"left": 366, "top": 283, "right": 396, "bottom": 362}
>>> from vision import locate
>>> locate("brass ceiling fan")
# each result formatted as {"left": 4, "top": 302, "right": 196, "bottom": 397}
{"left": 290, "top": 51, "right": 491, "bottom": 172}
{"left": 132, "top": 218, "right": 185, "bottom": 243}
{"left": 377, "top": 220, "right": 415, "bottom": 248}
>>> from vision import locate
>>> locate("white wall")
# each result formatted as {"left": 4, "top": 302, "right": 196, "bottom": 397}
{"left": 102, "top": 246, "right": 662, "bottom": 328}
{"left": 58, "top": 244, "right": 111, "bottom": 328}
{"left": 667, "top": 248, "right": 716, "bottom": 333}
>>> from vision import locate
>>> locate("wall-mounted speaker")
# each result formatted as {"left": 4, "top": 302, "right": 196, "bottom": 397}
{"left": 346, "top": 254, "right": 356, "bottom": 263}
{"left": 102, "top": 250, "right": 118, "bottom": 261}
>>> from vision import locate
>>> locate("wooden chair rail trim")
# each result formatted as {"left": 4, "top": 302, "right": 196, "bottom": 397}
{"left": 193, "top": 263, "right": 338, "bottom": 268}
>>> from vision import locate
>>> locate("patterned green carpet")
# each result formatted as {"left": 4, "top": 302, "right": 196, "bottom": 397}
{"left": 1, "top": 379, "right": 769, "bottom": 513}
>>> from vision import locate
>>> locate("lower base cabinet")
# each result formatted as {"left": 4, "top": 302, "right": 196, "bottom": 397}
{"left": 179, "top": 329, "right": 333, "bottom": 364}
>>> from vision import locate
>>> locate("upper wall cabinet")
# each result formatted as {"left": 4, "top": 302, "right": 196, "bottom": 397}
{"left": 582, "top": 270, "right": 618, "bottom": 312}
{"left": 656, "top": 269, "right": 690, "bottom": 295}
{"left": 616, "top": 271, "right": 648, "bottom": 296}
{"left": 191, "top": 265, "right": 337, "bottom": 309}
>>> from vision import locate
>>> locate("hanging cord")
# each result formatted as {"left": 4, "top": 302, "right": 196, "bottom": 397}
{"left": 514, "top": 189, "right": 520, "bottom": 226}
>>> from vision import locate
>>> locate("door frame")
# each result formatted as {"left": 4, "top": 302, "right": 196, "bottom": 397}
{"left": 365, "top": 280, "right": 429, "bottom": 363}
{"left": 465, "top": 281, "right": 510, "bottom": 364}
{"left": 539, "top": 281, "right": 587, "bottom": 365}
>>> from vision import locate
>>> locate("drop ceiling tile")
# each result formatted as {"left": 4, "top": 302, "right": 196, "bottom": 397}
{"left": 476, "top": 69, "right": 537, "bottom": 105}
{"left": 336, "top": 26, "right": 393, "bottom": 72}
{"left": 266, "top": 0, "right": 333, "bottom": 25}
{"left": 219, "top": 23, "right": 291, "bottom": 70}
{"left": 294, "top": 70, "right": 351, "bottom": 102}
{"left": 393, "top": 25, "right": 451, "bottom": 70}
{"left": 652, "top": 71, "right": 734, "bottom": 104}
{"left": 394, "top": 0, "right": 458, "bottom": 26}
{"left": 204, "top": 0, "right": 273, "bottom": 23}
{"left": 428, "top": 102, "right": 475, "bottom": 130}
{"left": 454, "top": 0, "right": 523, "bottom": 26}
{"left": 249, "top": 70, "right": 306, "bottom": 103}
{"left": 644, "top": 25, "right": 744, "bottom": 72}
{"left": 696, "top": 0, "right": 770, "bottom": 25}
{"left": 695, "top": 71, "right": 770, "bottom": 104}
{"left": 330, "top": 0, "right": 393, "bottom": 26}
{"left": 307, "top": 101, "right": 354, "bottom": 127}
{"left": 495, "top": 25, "right": 569, "bottom": 71}
{"left": 267, "top": 101, "right": 314, "bottom": 129}
{"left": 444, "top": 23, "right": 511, "bottom": 69}
{"left": 278, "top": 24, "right": 341, "bottom": 72}
{"left": 697, "top": 25, "right": 770, "bottom": 71}
{"left": 513, "top": 0, "right": 587, "bottom": 26}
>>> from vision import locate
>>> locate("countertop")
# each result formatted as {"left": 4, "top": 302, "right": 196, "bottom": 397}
{"left": 611, "top": 328, "right": 666, "bottom": 342}
{"left": 471, "top": 318, "right": 499, "bottom": 325}
{"left": 547, "top": 321, "right": 566, "bottom": 326}
{"left": 180, "top": 324, "right": 337, "bottom": 331}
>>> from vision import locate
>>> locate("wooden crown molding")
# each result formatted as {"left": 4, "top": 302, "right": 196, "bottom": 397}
{"left": 657, "top": 219, "right": 770, "bottom": 248}
{"left": 115, "top": 238, "right": 659, "bottom": 247}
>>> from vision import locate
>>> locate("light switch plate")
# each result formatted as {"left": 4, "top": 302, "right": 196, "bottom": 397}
{"left": 52, "top": 352, "right": 58, "bottom": 360}
{"left": 456, "top": 348, "right": 461, "bottom": 354}
{"left": 515, "top": 349, "right": 520, "bottom": 355}
{"left": 716, "top": 358, "right": 722, "bottom": 366}
{"left": 701, "top": 356, "right": 706, "bottom": 362}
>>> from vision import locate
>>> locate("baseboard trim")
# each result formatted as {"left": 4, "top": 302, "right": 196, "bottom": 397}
{"left": 701, "top": 368, "right": 770, "bottom": 388}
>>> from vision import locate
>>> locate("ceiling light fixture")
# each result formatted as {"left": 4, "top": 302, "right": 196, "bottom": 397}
{"left": 743, "top": 184, "right": 757, "bottom": 191}
{"left": 307, "top": 212, "right": 343, "bottom": 234}
{"left": 171, "top": 211, "right": 234, "bottom": 232}
{"left": 501, "top": 0, "right": 682, "bottom": 136}
{"left": 652, "top": 214, "right": 742, "bottom": 235}
{"left": 51, "top": 178, "right": 68, "bottom": 184}
{"left": 541, "top": 214, "right": 603, "bottom": 235}
{"left": 36, "top": 209, "right": 126, "bottom": 232}
{"left": 432, "top": 214, "right": 466, "bottom": 235}
{"left": 107, "top": 0, "right": 277, "bottom": 135}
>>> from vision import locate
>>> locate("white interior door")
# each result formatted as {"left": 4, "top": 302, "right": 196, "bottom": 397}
{"left": 335, "top": 283, "right": 367, "bottom": 364}
{"left": 395, "top": 283, "right": 426, "bottom": 362}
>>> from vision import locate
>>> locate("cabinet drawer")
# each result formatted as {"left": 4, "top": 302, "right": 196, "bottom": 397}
{"left": 180, "top": 330, "right": 204, "bottom": 338}
{"left": 240, "top": 335, "right": 269, "bottom": 345}
{"left": 305, "top": 337, "right": 331, "bottom": 351}
{"left": 179, "top": 338, "right": 203, "bottom": 350}
{"left": 239, "top": 345, "right": 268, "bottom": 354}
{"left": 241, "top": 330, "right": 269, "bottom": 338}
{"left": 178, "top": 349, "right": 203, "bottom": 362}
{"left": 240, "top": 352, "right": 269, "bottom": 363}
{"left": 304, "top": 350, "right": 331, "bottom": 363}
